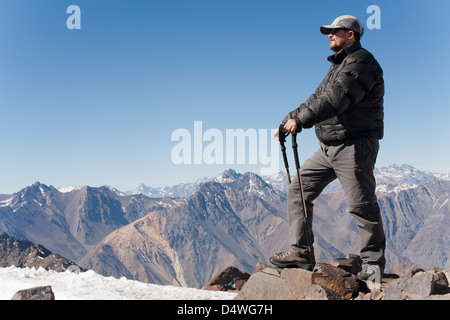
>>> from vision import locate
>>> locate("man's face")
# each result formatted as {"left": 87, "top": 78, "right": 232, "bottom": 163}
{"left": 328, "top": 28, "right": 354, "bottom": 52}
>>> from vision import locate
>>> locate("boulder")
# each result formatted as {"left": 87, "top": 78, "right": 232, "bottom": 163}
{"left": 390, "top": 263, "right": 423, "bottom": 278}
{"left": 330, "top": 254, "right": 362, "bottom": 275}
{"left": 384, "top": 269, "right": 449, "bottom": 300}
{"left": 11, "top": 286, "right": 55, "bottom": 300}
{"left": 234, "top": 267, "right": 297, "bottom": 300}
{"left": 202, "top": 266, "right": 250, "bottom": 292}
{"left": 312, "top": 262, "right": 359, "bottom": 299}
{"left": 280, "top": 267, "right": 341, "bottom": 300}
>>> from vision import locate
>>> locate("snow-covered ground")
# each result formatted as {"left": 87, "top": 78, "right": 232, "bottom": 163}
{"left": 0, "top": 266, "right": 237, "bottom": 300}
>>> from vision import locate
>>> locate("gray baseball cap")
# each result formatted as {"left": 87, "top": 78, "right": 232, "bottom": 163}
{"left": 320, "top": 15, "right": 363, "bottom": 35}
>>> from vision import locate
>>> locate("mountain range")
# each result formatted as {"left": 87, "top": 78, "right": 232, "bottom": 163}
{"left": 54, "top": 164, "right": 445, "bottom": 197}
{"left": 0, "top": 164, "right": 448, "bottom": 288}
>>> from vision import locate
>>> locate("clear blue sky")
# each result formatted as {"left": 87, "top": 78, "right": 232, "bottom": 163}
{"left": 1, "top": 0, "right": 449, "bottom": 194}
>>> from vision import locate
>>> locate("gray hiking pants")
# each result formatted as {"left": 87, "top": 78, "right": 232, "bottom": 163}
{"left": 288, "top": 137, "right": 386, "bottom": 270}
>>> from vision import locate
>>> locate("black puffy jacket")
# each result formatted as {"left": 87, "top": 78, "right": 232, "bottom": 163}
{"left": 283, "top": 42, "right": 384, "bottom": 143}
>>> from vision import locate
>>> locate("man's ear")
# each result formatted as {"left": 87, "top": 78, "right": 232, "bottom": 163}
{"left": 347, "top": 30, "right": 355, "bottom": 41}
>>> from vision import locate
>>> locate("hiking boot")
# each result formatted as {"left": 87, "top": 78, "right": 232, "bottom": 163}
{"left": 269, "top": 251, "right": 314, "bottom": 271}
{"left": 357, "top": 265, "right": 382, "bottom": 284}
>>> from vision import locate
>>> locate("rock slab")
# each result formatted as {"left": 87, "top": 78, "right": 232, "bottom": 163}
{"left": 11, "top": 286, "right": 55, "bottom": 300}
{"left": 235, "top": 262, "right": 348, "bottom": 300}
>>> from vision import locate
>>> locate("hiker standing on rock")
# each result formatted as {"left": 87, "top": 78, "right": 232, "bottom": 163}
{"left": 270, "top": 15, "right": 386, "bottom": 282}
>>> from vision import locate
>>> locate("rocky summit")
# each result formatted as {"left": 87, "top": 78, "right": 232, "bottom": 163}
{"left": 233, "top": 255, "right": 450, "bottom": 300}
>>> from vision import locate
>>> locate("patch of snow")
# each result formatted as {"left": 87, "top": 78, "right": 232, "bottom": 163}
{"left": 432, "top": 172, "right": 450, "bottom": 181}
{"left": 12, "top": 202, "right": 27, "bottom": 213}
{"left": 33, "top": 199, "right": 43, "bottom": 207}
{"left": 39, "top": 186, "right": 46, "bottom": 196}
{"left": 376, "top": 183, "right": 419, "bottom": 194}
{"left": 57, "top": 186, "right": 82, "bottom": 193}
{"left": 0, "top": 266, "right": 237, "bottom": 300}
{"left": 0, "top": 197, "right": 13, "bottom": 207}
{"left": 438, "top": 198, "right": 448, "bottom": 210}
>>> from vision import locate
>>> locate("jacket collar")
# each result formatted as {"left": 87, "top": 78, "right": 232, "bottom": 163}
{"left": 327, "top": 42, "right": 362, "bottom": 64}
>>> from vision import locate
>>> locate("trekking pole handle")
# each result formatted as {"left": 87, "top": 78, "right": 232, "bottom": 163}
{"left": 278, "top": 124, "right": 291, "bottom": 184}
{"left": 278, "top": 124, "right": 287, "bottom": 144}
{"left": 278, "top": 124, "right": 288, "bottom": 157}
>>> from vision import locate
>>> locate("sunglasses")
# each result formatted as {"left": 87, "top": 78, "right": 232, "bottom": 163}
{"left": 329, "top": 28, "right": 351, "bottom": 35}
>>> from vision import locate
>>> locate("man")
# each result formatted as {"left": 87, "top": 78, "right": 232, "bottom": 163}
{"left": 270, "top": 15, "right": 386, "bottom": 281}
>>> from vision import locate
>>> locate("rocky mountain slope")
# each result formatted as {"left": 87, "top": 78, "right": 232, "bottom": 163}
{"left": 81, "top": 171, "right": 289, "bottom": 288}
{"left": 0, "top": 233, "right": 83, "bottom": 272}
{"left": 0, "top": 183, "right": 180, "bottom": 261}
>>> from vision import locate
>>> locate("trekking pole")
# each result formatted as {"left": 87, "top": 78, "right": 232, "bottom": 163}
{"left": 291, "top": 132, "right": 315, "bottom": 266}
{"left": 278, "top": 124, "right": 291, "bottom": 184}
{"left": 291, "top": 133, "right": 308, "bottom": 218}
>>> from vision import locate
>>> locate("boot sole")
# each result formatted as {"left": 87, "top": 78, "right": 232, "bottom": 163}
{"left": 269, "top": 257, "right": 313, "bottom": 271}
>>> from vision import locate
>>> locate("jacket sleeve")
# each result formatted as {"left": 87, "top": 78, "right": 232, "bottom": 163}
{"left": 283, "top": 57, "right": 381, "bottom": 129}
{"left": 282, "top": 91, "right": 318, "bottom": 126}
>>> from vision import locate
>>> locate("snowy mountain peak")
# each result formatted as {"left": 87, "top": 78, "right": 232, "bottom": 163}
{"left": 214, "top": 169, "right": 243, "bottom": 183}
{"left": 373, "top": 164, "right": 439, "bottom": 193}
{"left": 267, "top": 171, "right": 287, "bottom": 181}
{"left": 128, "top": 183, "right": 158, "bottom": 196}
{"left": 262, "top": 171, "right": 289, "bottom": 194}
{"left": 374, "top": 164, "right": 437, "bottom": 184}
